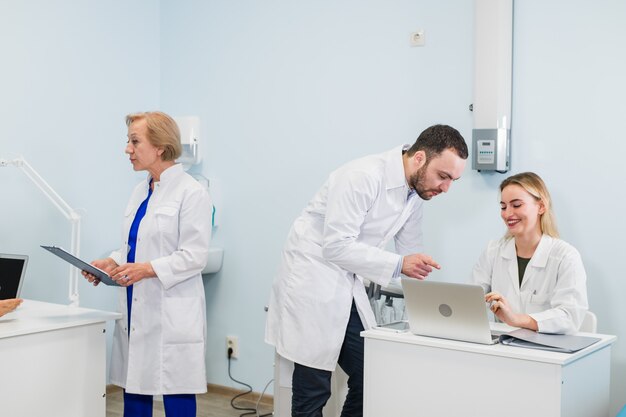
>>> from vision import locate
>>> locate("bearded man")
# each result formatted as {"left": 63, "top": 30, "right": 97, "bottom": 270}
{"left": 265, "top": 124, "right": 468, "bottom": 417}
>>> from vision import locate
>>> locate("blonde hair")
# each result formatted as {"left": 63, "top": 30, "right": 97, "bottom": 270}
{"left": 500, "top": 172, "right": 559, "bottom": 238}
{"left": 126, "top": 111, "right": 182, "bottom": 161}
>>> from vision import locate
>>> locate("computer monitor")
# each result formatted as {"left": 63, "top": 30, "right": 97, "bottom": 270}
{"left": 0, "top": 254, "right": 28, "bottom": 300}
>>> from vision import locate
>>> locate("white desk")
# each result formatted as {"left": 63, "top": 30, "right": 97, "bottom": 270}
{"left": 362, "top": 325, "right": 616, "bottom": 417}
{"left": 0, "top": 300, "right": 121, "bottom": 417}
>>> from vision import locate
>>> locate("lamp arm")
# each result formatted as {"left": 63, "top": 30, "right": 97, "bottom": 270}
{"left": 0, "top": 157, "right": 81, "bottom": 306}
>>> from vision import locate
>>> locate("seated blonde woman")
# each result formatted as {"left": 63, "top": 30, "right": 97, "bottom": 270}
{"left": 471, "top": 172, "right": 588, "bottom": 334}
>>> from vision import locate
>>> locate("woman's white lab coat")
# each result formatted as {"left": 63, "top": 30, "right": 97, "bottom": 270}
{"left": 265, "top": 146, "right": 424, "bottom": 371}
{"left": 471, "top": 235, "right": 588, "bottom": 334}
{"left": 108, "top": 164, "right": 212, "bottom": 395}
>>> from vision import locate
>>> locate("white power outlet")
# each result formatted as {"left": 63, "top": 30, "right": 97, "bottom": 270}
{"left": 226, "top": 335, "right": 239, "bottom": 359}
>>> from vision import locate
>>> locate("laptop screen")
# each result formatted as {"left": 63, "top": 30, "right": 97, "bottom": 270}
{"left": 0, "top": 254, "right": 28, "bottom": 300}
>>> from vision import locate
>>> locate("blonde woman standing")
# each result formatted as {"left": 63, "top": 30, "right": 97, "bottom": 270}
{"left": 471, "top": 172, "right": 588, "bottom": 334}
{"left": 83, "top": 111, "right": 212, "bottom": 416}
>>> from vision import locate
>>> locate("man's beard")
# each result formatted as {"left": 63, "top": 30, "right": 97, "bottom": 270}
{"left": 409, "top": 163, "right": 433, "bottom": 200}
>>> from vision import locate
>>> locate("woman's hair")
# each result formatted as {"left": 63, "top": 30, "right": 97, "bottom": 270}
{"left": 500, "top": 172, "right": 559, "bottom": 238}
{"left": 126, "top": 111, "right": 182, "bottom": 161}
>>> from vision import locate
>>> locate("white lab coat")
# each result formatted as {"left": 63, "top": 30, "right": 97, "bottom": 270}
{"left": 471, "top": 235, "right": 588, "bottom": 334}
{"left": 265, "top": 146, "right": 424, "bottom": 371}
{"left": 109, "top": 164, "right": 212, "bottom": 395}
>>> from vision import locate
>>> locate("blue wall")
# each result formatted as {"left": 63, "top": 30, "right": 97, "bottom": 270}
{"left": 1, "top": 0, "right": 625, "bottom": 414}
{"left": 159, "top": 0, "right": 477, "bottom": 400}
{"left": 0, "top": 0, "right": 160, "bottom": 377}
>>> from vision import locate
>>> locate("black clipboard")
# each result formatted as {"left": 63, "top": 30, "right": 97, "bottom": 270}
{"left": 41, "top": 245, "right": 121, "bottom": 287}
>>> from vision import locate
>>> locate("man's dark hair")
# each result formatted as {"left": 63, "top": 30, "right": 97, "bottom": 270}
{"left": 406, "top": 124, "right": 468, "bottom": 160}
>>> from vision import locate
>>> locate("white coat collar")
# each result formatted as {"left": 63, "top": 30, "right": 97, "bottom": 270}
{"left": 147, "top": 163, "right": 184, "bottom": 186}
{"left": 528, "top": 235, "right": 554, "bottom": 268}
{"left": 500, "top": 234, "right": 554, "bottom": 268}
{"left": 384, "top": 145, "right": 410, "bottom": 191}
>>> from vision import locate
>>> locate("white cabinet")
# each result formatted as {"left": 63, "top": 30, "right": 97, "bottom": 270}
{"left": 362, "top": 326, "right": 616, "bottom": 417}
{"left": 0, "top": 300, "right": 120, "bottom": 417}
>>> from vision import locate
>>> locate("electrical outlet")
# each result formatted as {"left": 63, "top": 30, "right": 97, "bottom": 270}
{"left": 226, "top": 335, "right": 239, "bottom": 359}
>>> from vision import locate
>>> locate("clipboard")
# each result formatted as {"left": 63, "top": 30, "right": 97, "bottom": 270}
{"left": 40, "top": 245, "right": 121, "bottom": 287}
{"left": 499, "top": 328, "right": 600, "bottom": 353}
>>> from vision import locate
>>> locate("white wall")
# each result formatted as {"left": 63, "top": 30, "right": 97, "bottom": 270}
{"left": 0, "top": 0, "right": 161, "bottom": 377}
{"left": 1, "top": 0, "right": 625, "bottom": 414}
{"left": 159, "top": 0, "right": 476, "bottom": 398}
{"left": 160, "top": 1, "right": 626, "bottom": 413}
{"left": 511, "top": 1, "right": 626, "bottom": 412}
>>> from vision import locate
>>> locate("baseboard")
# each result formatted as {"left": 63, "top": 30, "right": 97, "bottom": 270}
{"left": 106, "top": 384, "right": 273, "bottom": 407}
{"left": 106, "top": 384, "right": 121, "bottom": 394}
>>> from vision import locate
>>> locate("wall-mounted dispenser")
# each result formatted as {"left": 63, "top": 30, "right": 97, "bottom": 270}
{"left": 173, "top": 116, "right": 224, "bottom": 274}
{"left": 472, "top": 0, "right": 513, "bottom": 173}
{"left": 174, "top": 116, "right": 201, "bottom": 169}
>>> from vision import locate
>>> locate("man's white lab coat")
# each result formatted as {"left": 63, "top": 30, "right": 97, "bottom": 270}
{"left": 265, "top": 146, "right": 424, "bottom": 371}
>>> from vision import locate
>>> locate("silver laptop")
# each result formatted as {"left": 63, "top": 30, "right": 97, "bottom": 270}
{"left": 401, "top": 278, "right": 499, "bottom": 345}
{"left": 0, "top": 253, "right": 28, "bottom": 299}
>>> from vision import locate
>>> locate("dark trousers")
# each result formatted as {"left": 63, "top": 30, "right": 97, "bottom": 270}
{"left": 292, "top": 301, "right": 365, "bottom": 417}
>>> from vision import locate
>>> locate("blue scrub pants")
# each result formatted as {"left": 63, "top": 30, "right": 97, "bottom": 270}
{"left": 123, "top": 392, "right": 196, "bottom": 417}
{"left": 291, "top": 300, "right": 365, "bottom": 417}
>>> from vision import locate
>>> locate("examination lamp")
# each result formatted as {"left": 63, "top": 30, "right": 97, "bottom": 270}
{"left": 0, "top": 157, "right": 81, "bottom": 306}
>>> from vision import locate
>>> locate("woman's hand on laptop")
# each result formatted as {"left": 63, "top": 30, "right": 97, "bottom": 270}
{"left": 402, "top": 254, "right": 441, "bottom": 280}
{"left": 485, "top": 292, "right": 538, "bottom": 331}
{"left": 0, "top": 298, "right": 22, "bottom": 317}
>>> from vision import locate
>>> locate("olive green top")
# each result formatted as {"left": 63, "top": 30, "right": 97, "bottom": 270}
{"left": 517, "top": 256, "right": 531, "bottom": 287}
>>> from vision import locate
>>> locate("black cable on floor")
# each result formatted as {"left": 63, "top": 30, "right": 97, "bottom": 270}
{"left": 227, "top": 349, "right": 273, "bottom": 417}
